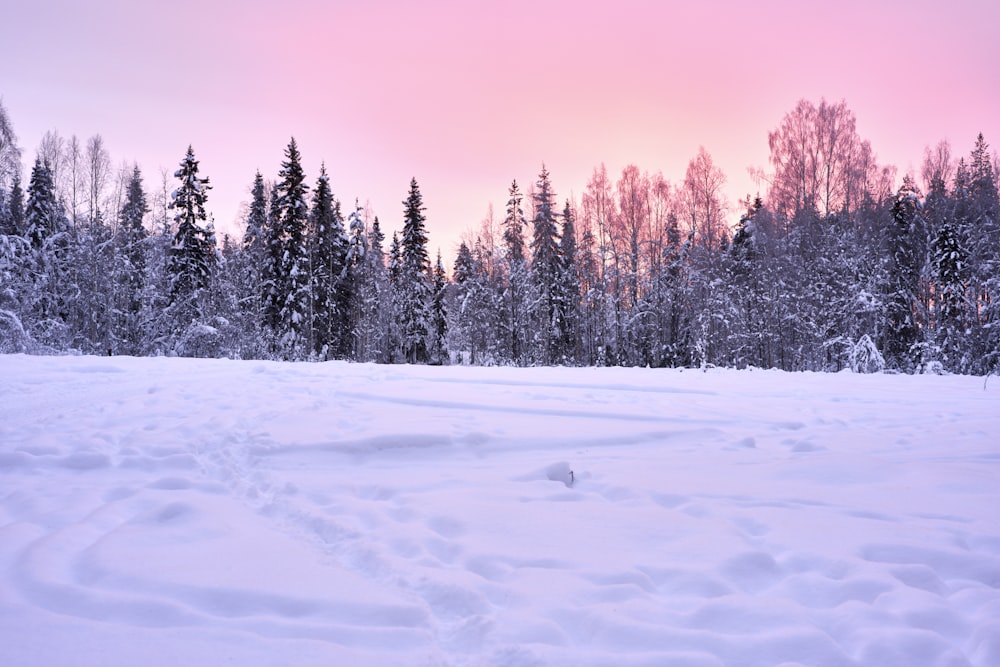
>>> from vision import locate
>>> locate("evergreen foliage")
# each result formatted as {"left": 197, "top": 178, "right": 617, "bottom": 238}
{"left": 308, "top": 164, "right": 348, "bottom": 359}
{"left": 502, "top": 180, "right": 529, "bottom": 364}
{"left": 25, "top": 158, "right": 62, "bottom": 249}
{"left": 397, "top": 178, "right": 432, "bottom": 363}
{"left": 115, "top": 165, "right": 149, "bottom": 353}
{"left": 1, "top": 101, "right": 998, "bottom": 375}
{"left": 529, "top": 165, "right": 561, "bottom": 364}
{"left": 167, "top": 146, "right": 215, "bottom": 324}
{"left": 271, "top": 138, "right": 311, "bottom": 359}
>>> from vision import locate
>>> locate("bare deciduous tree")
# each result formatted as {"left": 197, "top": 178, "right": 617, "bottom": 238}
{"left": 0, "top": 99, "right": 21, "bottom": 191}
{"left": 767, "top": 99, "right": 884, "bottom": 219}
{"left": 86, "top": 134, "right": 111, "bottom": 223}
{"left": 921, "top": 140, "right": 954, "bottom": 194}
{"left": 682, "top": 146, "right": 728, "bottom": 249}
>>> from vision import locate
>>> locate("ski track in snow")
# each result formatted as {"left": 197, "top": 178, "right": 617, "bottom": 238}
{"left": 1, "top": 355, "right": 999, "bottom": 666}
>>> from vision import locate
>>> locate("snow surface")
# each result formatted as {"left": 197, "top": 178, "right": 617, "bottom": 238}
{"left": 1, "top": 355, "right": 998, "bottom": 667}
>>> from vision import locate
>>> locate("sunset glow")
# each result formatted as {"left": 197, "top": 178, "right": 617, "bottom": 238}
{"left": 3, "top": 0, "right": 999, "bottom": 254}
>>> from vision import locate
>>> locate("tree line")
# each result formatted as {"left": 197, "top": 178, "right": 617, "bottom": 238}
{"left": 1, "top": 99, "right": 998, "bottom": 374}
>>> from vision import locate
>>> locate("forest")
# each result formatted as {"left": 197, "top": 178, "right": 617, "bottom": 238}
{"left": 1, "top": 98, "right": 998, "bottom": 374}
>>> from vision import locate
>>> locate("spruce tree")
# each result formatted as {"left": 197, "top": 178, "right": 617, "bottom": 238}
{"left": 167, "top": 146, "right": 215, "bottom": 320}
{"left": 451, "top": 240, "right": 476, "bottom": 361}
{"left": 966, "top": 134, "right": 1000, "bottom": 373}
{"left": 243, "top": 171, "right": 268, "bottom": 262}
{"left": 115, "top": 165, "right": 148, "bottom": 353}
{"left": 25, "top": 158, "right": 61, "bottom": 249}
{"left": 351, "top": 215, "right": 388, "bottom": 362}
{"left": 530, "top": 165, "right": 561, "bottom": 364}
{"left": 263, "top": 180, "right": 284, "bottom": 335}
{"left": 883, "top": 176, "right": 923, "bottom": 370}
{"left": 933, "top": 219, "right": 967, "bottom": 371}
{"left": 344, "top": 201, "right": 367, "bottom": 359}
{"left": 272, "top": 138, "right": 310, "bottom": 359}
{"left": 23, "top": 157, "right": 70, "bottom": 345}
{"left": 431, "top": 249, "right": 448, "bottom": 363}
{"left": 502, "top": 180, "right": 529, "bottom": 364}
{"left": 9, "top": 175, "right": 24, "bottom": 237}
{"left": 557, "top": 200, "right": 581, "bottom": 363}
{"left": 235, "top": 171, "right": 268, "bottom": 349}
{"left": 0, "top": 159, "right": 20, "bottom": 235}
{"left": 388, "top": 230, "right": 403, "bottom": 360}
{"left": 309, "top": 165, "right": 348, "bottom": 358}
{"left": 397, "top": 178, "right": 432, "bottom": 363}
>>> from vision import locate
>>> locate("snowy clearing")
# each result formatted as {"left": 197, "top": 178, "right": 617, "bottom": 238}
{"left": 1, "top": 355, "right": 998, "bottom": 666}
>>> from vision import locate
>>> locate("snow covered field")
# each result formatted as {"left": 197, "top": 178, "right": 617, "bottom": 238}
{"left": 1, "top": 355, "right": 998, "bottom": 667}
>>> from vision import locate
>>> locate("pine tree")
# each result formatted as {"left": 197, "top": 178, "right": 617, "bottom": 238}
{"left": 309, "top": 164, "right": 348, "bottom": 358}
{"left": 397, "top": 178, "right": 432, "bottom": 363}
{"left": 167, "top": 146, "right": 215, "bottom": 324}
{"left": 344, "top": 201, "right": 367, "bottom": 359}
{"left": 530, "top": 165, "right": 561, "bottom": 364}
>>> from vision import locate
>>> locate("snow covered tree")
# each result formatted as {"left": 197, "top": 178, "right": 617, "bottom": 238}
{"left": 430, "top": 249, "right": 448, "bottom": 363}
{"left": 933, "top": 219, "right": 967, "bottom": 371}
{"left": 387, "top": 230, "right": 403, "bottom": 360}
{"left": 71, "top": 208, "right": 116, "bottom": 353}
{"left": 556, "top": 200, "right": 581, "bottom": 363}
{"left": 0, "top": 101, "right": 21, "bottom": 237}
{"left": 243, "top": 171, "right": 268, "bottom": 263}
{"left": 2, "top": 174, "right": 24, "bottom": 237}
{"left": 354, "top": 215, "right": 389, "bottom": 362}
{"left": 450, "top": 237, "right": 501, "bottom": 365}
{"left": 883, "top": 176, "right": 924, "bottom": 370}
{"left": 530, "top": 165, "right": 561, "bottom": 364}
{"left": 167, "top": 146, "right": 216, "bottom": 334}
{"left": 270, "top": 138, "right": 311, "bottom": 359}
{"left": 308, "top": 164, "right": 348, "bottom": 359}
{"left": 396, "top": 178, "right": 432, "bottom": 363}
{"left": 114, "top": 165, "right": 148, "bottom": 353}
{"left": 451, "top": 240, "right": 476, "bottom": 360}
{"left": 965, "top": 134, "right": 1000, "bottom": 373}
{"left": 343, "top": 201, "right": 368, "bottom": 359}
{"left": 0, "top": 99, "right": 21, "bottom": 195}
{"left": 23, "top": 156, "right": 73, "bottom": 348}
{"left": 25, "top": 157, "right": 62, "bottom": 249}
{"left": 502, "top": 180, "right": 530, "bottom": 365}
{"left": 262, "top": 179, "right": 284, "bottom": 336}
{"left": 231, "top": 171, "right": 269, "bottom": 353}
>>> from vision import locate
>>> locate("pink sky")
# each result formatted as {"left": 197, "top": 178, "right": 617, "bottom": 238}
{"left": 3, "top": 0, "right": 999, "bottom": 257}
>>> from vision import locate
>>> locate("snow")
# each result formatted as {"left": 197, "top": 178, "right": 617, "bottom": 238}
{"left": 1, "top": 355, "right": 998, "bottom": 667}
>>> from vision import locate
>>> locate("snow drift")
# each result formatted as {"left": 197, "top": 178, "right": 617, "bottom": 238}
{"left": 1, "top": 355, "right": 998, "bottom": 666}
